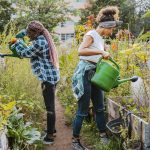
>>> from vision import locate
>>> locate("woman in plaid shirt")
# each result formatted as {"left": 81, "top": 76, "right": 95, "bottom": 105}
{"left": 13, "top": 21, "right": 60, "bottom": 145}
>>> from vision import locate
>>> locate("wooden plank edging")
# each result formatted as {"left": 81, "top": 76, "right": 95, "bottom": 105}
{"left": 107, "top": 98, "right": 150, "bottom": 150}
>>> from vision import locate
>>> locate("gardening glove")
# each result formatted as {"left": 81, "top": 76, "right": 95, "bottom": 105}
{"left": 16, "top": 29, "right": 27, "bottom": 39}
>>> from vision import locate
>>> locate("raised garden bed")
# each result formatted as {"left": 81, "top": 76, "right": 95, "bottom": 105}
{"left": 107, "top": 98, "right": 150, "bottom": 150}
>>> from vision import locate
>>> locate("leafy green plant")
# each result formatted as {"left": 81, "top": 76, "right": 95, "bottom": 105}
{"left": 0, "top": 97, "right": 16, "bottom": 130}
{"left": 122, "top": 131, "right": 141, "bottom": 150}
{"left": 7, "top": 109, "right": 41, "bottom": 150}
{"left": 0, "top": 22, "right": 45, "bottom": 149}
{"left": 57, "top": 47, "right": 78, "bottom": 124}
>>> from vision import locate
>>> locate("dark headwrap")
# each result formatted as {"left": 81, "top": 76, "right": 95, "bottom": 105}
{"left": 27, "top": 21, "right": 59, "bottom": 69}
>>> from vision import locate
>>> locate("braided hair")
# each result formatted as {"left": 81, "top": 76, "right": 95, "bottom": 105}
{"left": 27, "top": 21, "right": 59, "bottom": 68}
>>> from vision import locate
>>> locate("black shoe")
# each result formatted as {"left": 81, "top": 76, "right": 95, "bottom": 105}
{"left": 43, "top": 134, "right": 54, "bottom": 145}
{"left": 43, "top": 129, "right": 57, "bottom": 137}
{"left": 72, "top": 138, "right": 89, "bottom": 150}
{"left": 44, "top": 129, "right": 57, "bottom": 134}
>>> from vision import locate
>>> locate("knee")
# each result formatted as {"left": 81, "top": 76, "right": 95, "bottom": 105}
{"left": 47, "top": 111, "right": 55, "bottom": 115}
{"left": 95, "top": 108, "right": 105, "bottom": 113}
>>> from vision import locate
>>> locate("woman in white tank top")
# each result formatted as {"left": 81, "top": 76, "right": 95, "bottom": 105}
{"left": 72, "top": 6, "right": 121, "bottom": 150}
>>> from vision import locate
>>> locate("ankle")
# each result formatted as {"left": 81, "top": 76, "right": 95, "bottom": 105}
{"left": 99, "top": 132, "right": 107, "bottom": 138}
{"left": 72, "top": 136, "right": 80, "bottom": 142}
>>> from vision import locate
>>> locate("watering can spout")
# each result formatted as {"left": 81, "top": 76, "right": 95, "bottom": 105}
{"left": 113, "top": 76, "right": 139, "bottom": 88}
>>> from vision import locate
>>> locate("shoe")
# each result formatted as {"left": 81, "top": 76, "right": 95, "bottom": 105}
{"left": 100, "top": 133, "right": 110, "bottom": 144}
{"left": 43, "top": 134, "right": 54, "bottom": 145}
{"left": 72, "top": 138, "right": 89, "bottom": 150}
{"left": 43, "top": 129, "right": 57, "bottom": 137}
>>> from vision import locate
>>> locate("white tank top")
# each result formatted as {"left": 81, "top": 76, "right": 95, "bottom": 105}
{"left": 79, "top": 30, "right": 104, "bottom": 63}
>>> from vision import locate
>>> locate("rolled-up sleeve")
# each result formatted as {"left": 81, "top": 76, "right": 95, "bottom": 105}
{"left": 14, "top": 40, "right": 40, "bottom": 57}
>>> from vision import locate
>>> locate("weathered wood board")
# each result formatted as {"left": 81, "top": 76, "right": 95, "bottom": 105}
{"left": 107, "top": 98, "right": 150, "bottom": 150}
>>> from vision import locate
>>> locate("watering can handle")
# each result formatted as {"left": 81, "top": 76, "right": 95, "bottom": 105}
{"left": 97, "top": 57, "right": 120, "bottom": 71}
{"left": 109, "top": 57, "right": 120, "bottom": 71}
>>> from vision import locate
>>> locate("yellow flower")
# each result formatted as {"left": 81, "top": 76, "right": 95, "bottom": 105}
{"left": 2, "top": 101, "right": 16, "bottom": 111}
{"left": 120, "top": 49, "right": 133, "bottom": 55}
{"left": 132, "top": 43, "right": 140, "bottom": 48}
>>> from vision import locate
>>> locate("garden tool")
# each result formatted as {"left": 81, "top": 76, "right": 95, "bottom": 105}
{"left": 91, "top": 57, "right": 138, "bottom": 92}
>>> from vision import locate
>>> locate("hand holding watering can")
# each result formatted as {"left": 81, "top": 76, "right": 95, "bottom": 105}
{"left": 91, "top": 57, "right": 138, "bottom": 92}
{"left": 0, "top": 30, "right": 28, "bottom": 58}
{"left": 8, "top": 37, "right": 22, "bottom": 58}
{"left": 0, "top": 37, "right": 21, "bottom": 58}
{"left": 102, "top": 51, "right": 110, "bottom": 59}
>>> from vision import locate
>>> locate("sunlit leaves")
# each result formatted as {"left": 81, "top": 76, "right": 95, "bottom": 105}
{"left": 142, "top": 10, "right": 150, "bottom": 18}
{"left": 0, "top": 96, "right": 16, "bottom": 130}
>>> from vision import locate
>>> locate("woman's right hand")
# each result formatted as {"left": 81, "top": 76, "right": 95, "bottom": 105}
{"left": 102, "top": 51, "right": 110, "bottom": 59}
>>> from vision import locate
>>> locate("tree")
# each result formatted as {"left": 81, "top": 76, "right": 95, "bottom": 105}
{"left": 12, "top": 0, "right": 74, "bottom": 32}
{"left": 79, "top": 0, "right": 149, "bottom": 36}
{"left": 0, "top": 1, "right": 15, "bottom": 33}
{"left": 79, "top": 0, "right": 120, "bottom": 25}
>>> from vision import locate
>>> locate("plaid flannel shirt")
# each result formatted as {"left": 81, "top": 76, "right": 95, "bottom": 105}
{"left": 14, "top": 35, "right": 60, "bottom": 85}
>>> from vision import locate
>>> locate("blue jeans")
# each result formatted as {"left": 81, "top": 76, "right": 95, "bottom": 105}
{"left": 73, "top": 69, "right": 106, "bottom": 137}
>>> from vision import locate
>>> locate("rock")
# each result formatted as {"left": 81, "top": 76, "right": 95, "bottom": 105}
{"left": 0, "top": 130, "right": 8, "bottom": 150}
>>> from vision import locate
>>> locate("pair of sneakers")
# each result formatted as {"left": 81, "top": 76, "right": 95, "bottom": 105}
{"left": 43, "top": 130, "right": 57, "bottom": 145}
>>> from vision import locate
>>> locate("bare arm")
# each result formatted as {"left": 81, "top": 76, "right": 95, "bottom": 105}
{"left": 78, "top": 35, "right": 104, "bottom": 56}
{"left": 78, "top": 35, "right": 110, "bottom": 59}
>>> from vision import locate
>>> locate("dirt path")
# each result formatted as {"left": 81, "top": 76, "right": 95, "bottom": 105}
{"left": 44, "top": 98, "right": 72, "bottom": 150}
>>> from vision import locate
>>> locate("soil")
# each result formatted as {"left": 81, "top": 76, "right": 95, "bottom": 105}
{"left": 44, "top": 98, "right": 72, "bottom": 150}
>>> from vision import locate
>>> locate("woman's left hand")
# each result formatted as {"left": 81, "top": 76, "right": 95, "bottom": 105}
{"left": 102, "top": 51, "right": 110, "bottom": 59}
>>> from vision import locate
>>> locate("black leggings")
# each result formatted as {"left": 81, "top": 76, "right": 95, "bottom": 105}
{"left": 41, "top": 81, "right": 56, "bottom": 134}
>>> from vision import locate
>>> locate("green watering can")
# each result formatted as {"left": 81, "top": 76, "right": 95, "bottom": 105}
{"left": 0, "top": 30, "right": 29, "bottom": 59}
{"left": 0, "top": 40, "right": 30, "bottom": 59}
{"left": 0, "top": 45, "right": 21, "bottom": 58}
{"left": 91, "top": 57, "right": 138, "bottom": 92}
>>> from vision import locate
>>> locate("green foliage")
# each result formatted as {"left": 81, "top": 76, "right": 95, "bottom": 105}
{"left": 139, "top": 31, "right": 150, "bottom": 40}
{"left": 79, "top": 0, "right": 150, "bottom": 36}
{"left": 137, "top": 10, "right": 150, "bottom": 41}
{"left": 0, "top": 1, "right": 15, "bottom": 33}
{"left": 79, "top": 0, "right": 119, "bottom": 25}
{"left": 142, "top": 10, "right": 150, "bottom": 18}
{"left": 81, "top": 122, "right": 122, "bottom": 150}
{"left": 7, "top": 109, "right": 42, "bottom": 150}
{"left": 57, "top": 47, "right": 78, "bottom": 124}
{"left": 12, "top": 0, "right": 74, "bottom": 31}
{"left": 0, "top": 98, "right": 16, "bottom": 130}
{"left": 0, "top": 23, "right": 44, "bottom": 149}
